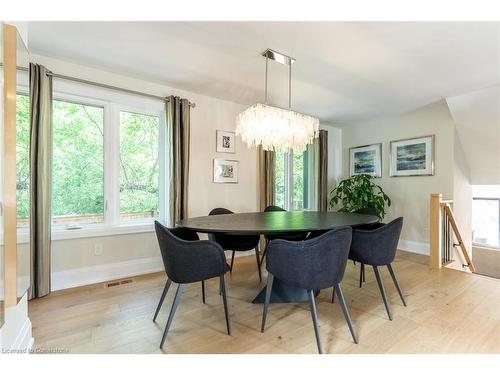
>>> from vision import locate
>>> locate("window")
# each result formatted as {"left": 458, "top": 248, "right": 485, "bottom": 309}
{"left": 472, "top": 185, "right": 500, "bottom": 248}
{"left": 274, "top": 149, "right": 310, "bottom": 211}
{"left": 472, "top": 198, "right": 500, "bottom": 247}
{"left": 119, "top": 111, "right": 160, "bottom": 222}
{"left": 13, "top": 80, "right": 166, "bottom": 239}
{"left": 52, "top": 100, "right": 105, "bottom": 226}
{"left": 16, "top": 94, "right": 30, "bottom": 227}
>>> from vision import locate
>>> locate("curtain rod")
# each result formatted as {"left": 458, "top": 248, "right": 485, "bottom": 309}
{"left": 0, "top": 63, "right": 196, "bottom": 108}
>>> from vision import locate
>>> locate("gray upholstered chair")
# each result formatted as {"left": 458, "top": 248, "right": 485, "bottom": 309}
{"left": 348, "top": 217, "right": 406, "bottom": 320}
{"left": 153, "top": 221, "right": 231, "bottom": 348}
{"left": 261, "top": 227, "right": 357, "bottom": 354}
{"left": 350, "top": 207, "right": 384, "bottom": 289}
{"left": 209, "top": 208, "right": 262, "bottom": 282}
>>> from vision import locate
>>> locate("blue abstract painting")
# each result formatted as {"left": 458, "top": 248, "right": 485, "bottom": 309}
{"left": 354, "top": 150, "right": 376, "bottom": 174}
{"left": 396, "top": 143, "right": 426, "bottom": 171}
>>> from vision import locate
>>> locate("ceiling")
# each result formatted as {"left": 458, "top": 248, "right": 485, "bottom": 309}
{"left": 27, "top": 21, "right": 500, "bottom": 124}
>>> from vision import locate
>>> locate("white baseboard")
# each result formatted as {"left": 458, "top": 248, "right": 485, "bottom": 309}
{"left": 398, "top": 239, "right": 430, "bottom": 255}
{"left": 51, "top": 256, "right": 164, "bottom": 291}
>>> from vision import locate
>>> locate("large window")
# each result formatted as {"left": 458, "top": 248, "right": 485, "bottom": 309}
{"left": 14, "top": 83, "right": 165, "bottom": 237}
{"left": 275, "top": 149, "right": 310, "bottom": 211}
{"left": 52, "top": 100, "right": 105, "bottom": 226}
{"left": 119, "top": 111, "right": 160, "bottom": 222}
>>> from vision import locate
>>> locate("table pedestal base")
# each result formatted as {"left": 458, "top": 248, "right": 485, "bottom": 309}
{"left": 252, "top": 278, "right": 319, "bottom": 304}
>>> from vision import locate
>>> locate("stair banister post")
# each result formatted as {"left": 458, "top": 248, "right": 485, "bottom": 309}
{"left": 430, "top": 193, "right": 443, "bottom": 269}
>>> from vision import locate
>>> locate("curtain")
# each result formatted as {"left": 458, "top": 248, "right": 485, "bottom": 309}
{"left": 258, "top": 146, "right": 275, "bottom": 211}
{"left": 29, "top": 63, "right": 53, "bottom": 299}
{"left": 310, "top": 130, "right": 328, "bottom": 212}
{"left": 167, "top": 95, "right": 191, "bottom": 225}
{"left": 317, "top": 130, "right": 329, "bottom": 212}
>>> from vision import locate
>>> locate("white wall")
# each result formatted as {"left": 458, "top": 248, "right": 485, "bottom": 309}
{"left": 453, "top": 131, "right": 473, "bottom": 253}
{"left": 447, "top": 85, "right": 500, "bottom": 185}
{"left": 341, "top": 100, "right": 456, "bottom": 254}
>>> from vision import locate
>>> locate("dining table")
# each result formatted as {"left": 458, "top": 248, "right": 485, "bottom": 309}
{"left": 176, "top": 211, "right": 379, "bottom": 304}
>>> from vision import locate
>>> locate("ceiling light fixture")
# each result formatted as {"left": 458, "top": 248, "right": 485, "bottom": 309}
{"left": 236, "top": 49, "right": 320, "bottom": 153}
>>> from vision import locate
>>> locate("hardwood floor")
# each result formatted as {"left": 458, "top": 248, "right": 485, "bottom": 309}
{"left": 29, "top": 251, "right": 500, "bottom": 354}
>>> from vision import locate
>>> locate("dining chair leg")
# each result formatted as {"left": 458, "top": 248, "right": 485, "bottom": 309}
{"left": 331, "top": 287, "right": 335, "bottom": 303}
{"left": 255, "top": 246, "right": 262, "bottom": 283}
{"left": 201, "top": 280, "right": 206, "bottom": 304}
{"left": 220, "top": 275, "right": 231, "bottom": 335}
{"left": 261, "top": 273, "right": 274, "bottom": 332}
{"left": 230, "top": 250, "right": 236, "bottom": 272}
{"left": 359, "top": 263, "right": 364, "bottom": 288}
{"left": 160, "top": 283, "right": 184, "bottom": 349}
{"left": 373, "top": 266, "right": 393, "bottom": 321}
{"left": 259, "top": 244, "right": 268, "bottom": 268}
{"left": 335, "top": 284, "right": 358, "bottom": 344}
{"left": 153, "top": 278, "right": 171, "bottom": 322}
{"left": 387, "top": 263, "right": 407, "bottom": 306}
{"left": 362, "top": 263, "right": 366, "bottom": 282}
{"left": 307, "top": 289, "right": 323, "bottom": 354}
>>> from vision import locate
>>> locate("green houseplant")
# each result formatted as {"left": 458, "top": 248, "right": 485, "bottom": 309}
{"left": 329, "top": 174, "right": 391, "bottom": 219}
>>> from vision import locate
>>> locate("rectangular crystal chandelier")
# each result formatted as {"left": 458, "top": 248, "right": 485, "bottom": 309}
{"left": 236, "top": 49, "right": 319, "bottom": 153}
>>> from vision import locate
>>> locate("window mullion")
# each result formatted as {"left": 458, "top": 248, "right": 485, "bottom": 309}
{"left": 285, "top": 151, "right": 294, "bottom": 211}
{"left": 104, "top": 104, "right": 120, "bottom": 227}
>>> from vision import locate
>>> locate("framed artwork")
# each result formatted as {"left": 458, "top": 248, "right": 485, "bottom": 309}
{"left": 349, "top": 143, "right": 382, "bottom": 177}
{"left": 216, "top": 130, "right": 235, "bottom": 153}
{"left": 390, "top": 135, "right": 435, "bottom": 177}
{"left": 213, "top": 159, "right": 238, "bottom": 183}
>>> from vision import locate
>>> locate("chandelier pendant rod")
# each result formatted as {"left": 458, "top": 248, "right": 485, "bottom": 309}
{"left": 265, "top": 55, "right": 269, "bottom": 104}
{"left": 288, "top": 62, "right": 292, "bottom": 109}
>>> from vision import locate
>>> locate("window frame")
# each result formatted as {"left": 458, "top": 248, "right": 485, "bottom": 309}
{"left": 14, "top": 85, "right": 166, "bottom": 244}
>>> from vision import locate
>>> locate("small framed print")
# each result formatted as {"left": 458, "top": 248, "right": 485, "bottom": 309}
{"left": 213, "top": 159, "right": 238, "bottom": 183}
{"left": 390, "top": 135, "right": 435, "bottom": 177}
{"left": 216, "top": 130, "right": 235, "bottom": 153}
{"left": 349, "top": 143, "right": 382, "bottom": 178}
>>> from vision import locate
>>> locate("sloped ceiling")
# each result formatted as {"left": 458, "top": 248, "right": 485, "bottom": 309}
{"left": 447, "top": 85, "right": 500, "bottom": 185}
{"left": 27, "top": 21, "right": 500, "bottom": 124}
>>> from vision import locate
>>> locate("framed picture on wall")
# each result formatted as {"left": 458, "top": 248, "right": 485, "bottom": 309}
{"left": 216, "top": 130, "right": 235, "bottom": 153}
{"left": 390, "top": 135, "right": 435, "bottom": 177}
{"left": 349, "top": 143, "right": 382, "bottom": 177}
{"left": 213, "top": 159, "right": 238, "bottom": 183}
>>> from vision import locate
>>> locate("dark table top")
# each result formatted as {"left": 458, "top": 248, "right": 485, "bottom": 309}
{"left": 176, "top": 211, "right": 379, "bottom": 235}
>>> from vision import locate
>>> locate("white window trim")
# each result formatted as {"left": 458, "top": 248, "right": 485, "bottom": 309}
{"left": 14, "top": 83, "right": 166, "bottom": 243}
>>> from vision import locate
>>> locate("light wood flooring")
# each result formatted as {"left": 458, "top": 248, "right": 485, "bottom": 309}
{"left": 29, "top": 251, "right": 500, "bottom": 354}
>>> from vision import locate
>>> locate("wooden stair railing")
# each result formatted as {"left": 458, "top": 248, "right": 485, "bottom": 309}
{"left": 429, "top": 193, "right": 476, "bottom": 272}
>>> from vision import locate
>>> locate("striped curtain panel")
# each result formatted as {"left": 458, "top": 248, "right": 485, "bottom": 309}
{"left": 167, "top": 96, "right": 191, "bottom": 225}
{"left": 316, "top": 130, "right": 329, "bottom": 212}
{"left": 29, "top": 63, "right": 53, "bottom": 299}
{"left": 258, "top": 147, "right": 275, "bottom": 211}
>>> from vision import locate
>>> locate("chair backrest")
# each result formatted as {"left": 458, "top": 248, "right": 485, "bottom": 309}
{"left": 264, "top": 205, "right": 285, "bottom": 212}
{"left": 154, "top": 221, "right": 226, "bottom": 284}
{"left": 355, "top": 207, "right": 379, "bottom": 216}
{"left": 266, "top": 227, "right": 353, "bottom": 290}
{"left": 350, "top": 217, "right": 403, "bottom": 266}
{"left": 209, "top": 207, "right": 233, "bottom": 215}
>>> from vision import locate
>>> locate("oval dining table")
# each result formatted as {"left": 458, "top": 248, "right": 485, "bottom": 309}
{"left": 176, "top": 211, "right": 378, "bottom": 304}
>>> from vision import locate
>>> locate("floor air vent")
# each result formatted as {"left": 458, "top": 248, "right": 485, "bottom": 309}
{"left": 105, "top": 278, "right": 135, "bottom": 288}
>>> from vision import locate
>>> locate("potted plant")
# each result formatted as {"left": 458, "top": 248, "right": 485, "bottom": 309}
{"left": 329, "top": 174, "right": 391, "bottom": 219}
